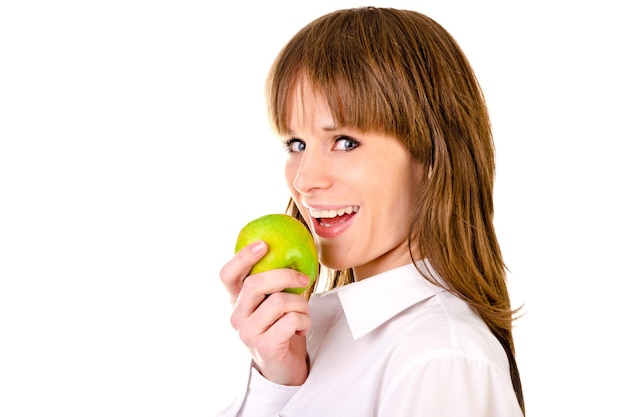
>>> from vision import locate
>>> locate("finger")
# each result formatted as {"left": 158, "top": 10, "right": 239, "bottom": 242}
{"left": 230, "top": 273, "right": 310, "bottom": 330}
{"left": 258, "top": 293, "right": 311, "bottom": 338}
{"left": 255, "top": 291, "right": 310, "bottom": 330}
{"left": 231, "top": 269, "right": 310, "bottom": 323}
{"left": 260, "top": 312, "right": 312, "bottom": 350}
{"left": 238, "top": 310, "right": 311, "bottom": 356}
{"left": 219, "top": 240, "right": 268, "bottom": 305}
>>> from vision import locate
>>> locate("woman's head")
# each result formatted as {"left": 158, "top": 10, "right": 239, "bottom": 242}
{"left": 267, "top": 6, "right": 497, "bottom": 278}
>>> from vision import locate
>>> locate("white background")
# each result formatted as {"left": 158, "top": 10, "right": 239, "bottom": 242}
{"left": 1, "top": 1, "right": 624, "bottom": 416}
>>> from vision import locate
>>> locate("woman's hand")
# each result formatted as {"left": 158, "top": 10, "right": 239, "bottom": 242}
{"left": 219, "top": 240, "right": 312, "bottom": 386}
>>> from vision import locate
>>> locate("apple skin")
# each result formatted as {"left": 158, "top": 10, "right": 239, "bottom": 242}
{"left": 235, "top": 213, "right": 318, "bottom": 294}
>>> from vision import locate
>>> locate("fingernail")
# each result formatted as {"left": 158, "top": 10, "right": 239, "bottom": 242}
{"left": 300, "top": 274, "right": 311, "bottom": 285}
{"left": 250, "top": 240, "right": 265, "bottom": 254}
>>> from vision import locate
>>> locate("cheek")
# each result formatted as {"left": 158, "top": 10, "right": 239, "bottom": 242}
{"left": 381, "top": 163, "right": 422, "bottom": 216}
{"left": 284, "top": 160, "right": 297, "bottom": 192}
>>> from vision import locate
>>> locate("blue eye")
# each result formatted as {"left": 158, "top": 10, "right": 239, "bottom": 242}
{"left": 335, "top": 136, "right": 360, "bottom": 151}
{"left": 284, "top": 138, "right": 306, "bottom": 153}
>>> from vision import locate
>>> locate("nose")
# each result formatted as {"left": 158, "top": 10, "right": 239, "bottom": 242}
{"left": 292, "top": 148, "right": 332, "bottom": 195}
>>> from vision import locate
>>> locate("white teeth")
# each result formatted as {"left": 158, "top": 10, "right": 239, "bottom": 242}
{"left": 309, "top": 206, "right": 359, "bottom": 219}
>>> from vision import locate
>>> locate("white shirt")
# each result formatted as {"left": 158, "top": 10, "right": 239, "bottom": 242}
{"left": 217, "top": 261, "right": 523, "bottom": 416}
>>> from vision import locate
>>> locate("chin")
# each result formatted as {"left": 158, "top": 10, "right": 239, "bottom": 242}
{"left": 319, "top": 253, "right": 354, "bottom": 272}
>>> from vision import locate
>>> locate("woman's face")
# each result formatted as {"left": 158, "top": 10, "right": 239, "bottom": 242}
{"left": 284, "top": 81, "right": 425, "bottom": 280}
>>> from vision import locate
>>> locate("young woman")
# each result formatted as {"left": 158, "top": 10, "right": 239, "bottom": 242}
{"left": 219, "top": 7, "right": 525, "bottom": 416}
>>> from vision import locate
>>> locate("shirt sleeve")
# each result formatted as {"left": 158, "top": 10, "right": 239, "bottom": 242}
{"left": 378, "top": 354, "right": 524, "bottom": 417}
{"left": 216, "top": 365, "right": 301, "bottom": 417}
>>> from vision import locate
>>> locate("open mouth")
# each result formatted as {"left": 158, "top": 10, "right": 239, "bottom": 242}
{"left": 309, "top": 206, "right": 360, "bottom": 227}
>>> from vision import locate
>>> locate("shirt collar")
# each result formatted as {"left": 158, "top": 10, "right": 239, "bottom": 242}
{"left": 332, "top": 260, "right": 445, "bottom": 340}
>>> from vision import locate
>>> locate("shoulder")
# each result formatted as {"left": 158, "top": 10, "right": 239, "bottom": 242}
{"left": 378, "top": 290, "right": 510, "bottom": 374}
{"left": 375, "top": 293, "right": 522, "bottom": 415}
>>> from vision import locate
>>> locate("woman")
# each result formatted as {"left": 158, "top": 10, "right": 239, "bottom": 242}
{"left": 219, "top": 7, "right": 524, "bottom": 416}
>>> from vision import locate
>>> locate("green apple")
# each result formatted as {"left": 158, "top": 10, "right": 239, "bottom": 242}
{"left": 235, "top": 213, "right": 318, "bottom": 294}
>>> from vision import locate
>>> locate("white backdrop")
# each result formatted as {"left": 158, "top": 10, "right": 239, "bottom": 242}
{"left": 1, "top": 1, "right": 624, "bottom": 416}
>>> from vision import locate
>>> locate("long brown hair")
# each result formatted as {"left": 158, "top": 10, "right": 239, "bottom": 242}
{"left": 266, "top": 7, "right": 524, "bottom": 413}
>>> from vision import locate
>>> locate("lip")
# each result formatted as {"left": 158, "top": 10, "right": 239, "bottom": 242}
{"left": 304, "top": 203, "right": 359, "bottom": 239}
